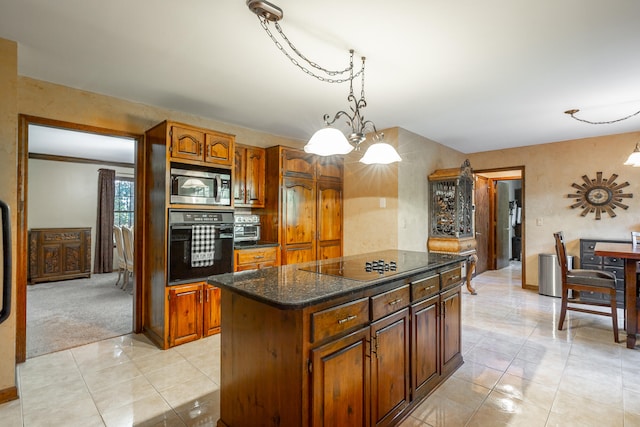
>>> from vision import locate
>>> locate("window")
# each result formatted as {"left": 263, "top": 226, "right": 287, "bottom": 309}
{"left": 114, "top": 177, "right": 134, "bottom": 227}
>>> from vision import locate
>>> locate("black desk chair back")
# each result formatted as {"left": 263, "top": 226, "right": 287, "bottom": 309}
{"left": 554, "top": 231, "right": 619, "bottom": 343}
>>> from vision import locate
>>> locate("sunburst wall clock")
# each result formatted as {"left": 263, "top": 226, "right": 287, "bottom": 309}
{"left": 567, "top": 172, "right": 633, "bottom": 219}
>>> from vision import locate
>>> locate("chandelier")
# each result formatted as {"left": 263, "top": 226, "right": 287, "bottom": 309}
{"left": 247, "top": 0, "right": 401, "bottom": 164}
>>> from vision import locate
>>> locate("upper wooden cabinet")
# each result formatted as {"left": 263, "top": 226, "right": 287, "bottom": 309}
{"left": 262, "top": 146, "right": 343, "bottom": 265}
{"left": 169, "top": 124, "right": 234, "bottom": 167}
{"left": 234, "top": 144, "right": 266, "bottom": 207}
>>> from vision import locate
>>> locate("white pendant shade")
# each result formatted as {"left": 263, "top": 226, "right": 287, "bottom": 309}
{"left": 624, "top": 143, "right": 640, "bottom": 166}
{"left": 304, "top": 127, "right": 354, "bottom": 156}
{"left": 359, "top": 142, "right": 402, "bottom": 165}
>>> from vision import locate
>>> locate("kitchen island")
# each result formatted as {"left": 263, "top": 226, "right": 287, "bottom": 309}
{"left": 209, "top": 249, "right": 466, "bottom": 427}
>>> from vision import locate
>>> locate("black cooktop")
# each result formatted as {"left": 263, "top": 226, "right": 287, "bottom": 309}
{"left": 298, "top": 250, "right": 459, "bottom": 282}
{"left": 300, "top": 259, "right": 398, "bottom": 281}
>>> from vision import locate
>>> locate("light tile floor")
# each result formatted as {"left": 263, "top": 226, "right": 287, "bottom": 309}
{"left": 2, "top": 262, "right": 640, "bottom": 426}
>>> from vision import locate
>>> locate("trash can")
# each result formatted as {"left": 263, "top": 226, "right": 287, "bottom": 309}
{"left": 538, "top": 253, "right": 573, "bottom": 297}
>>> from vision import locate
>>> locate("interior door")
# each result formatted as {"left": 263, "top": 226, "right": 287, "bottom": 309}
{"left": 496, "top": 182, "right": 510, "bottom": 269}
{"left": 474, "top": 176, "right": 489, "bottom": 275}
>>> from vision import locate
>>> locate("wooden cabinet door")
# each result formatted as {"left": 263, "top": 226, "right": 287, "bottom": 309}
{"left": 168, "top": 284, "right": 203, "bottom": 347}
{"left": 282, "top": 148, "right": 316, "bottom": 179}
{"left": 282, "top": 177, "right": 316, "bottom": 246}
{"left": 170, "top": 126, "right": 204, "bottom": 162}
{"left": 317, "top": 180, "right": 342, "bottom": 259}
{"left": 441, "top": 285, "right": 462, "bottom": 375}
{"left": 411, "top": 295, "right": 440, "bottom": 400}
{"left": 371, "top": 308, "right": 410, "bottom": 427}
{"left": 205, "top": 131, "right": 233, "bottom": 166}
{"left": 317, "top": 241, "right": 342, "bottom": 261}
{"left": 245, "top": 146, "right": 265, "bottom": 207}
{"left": 203, "top": 285, "right": 221, "bottom": 336}
{"left": 283, "top": 245, "right": 315, "bottom": 265}
{"left": 317, "top": 156, "right": 343, "bottom": 181}
{"left": 233, "top": 145, "right": 246, "bottom": 205}
{"left": 311, "top": 327, "right": 370, "bottom": 427}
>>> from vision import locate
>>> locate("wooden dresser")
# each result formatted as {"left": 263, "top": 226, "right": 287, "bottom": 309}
{"left": 28, "top": 227, "right": 91, "bottom": 284}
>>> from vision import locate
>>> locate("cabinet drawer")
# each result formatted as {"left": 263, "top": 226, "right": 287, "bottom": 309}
{"left": 310, "top": 298, "right": 369, "bottom": 343}
{"left": 236, "top": 247, "right": 277, "bottom": 265}
{"left": 580, "top": 240, "right": 597, "bottom": 255}
{"left": 581, "top": 254, "right": 602, "bottom": 266}
{"left": 441, "top": 266, "right": 463, "bottom": 290}
{"left": 371, "top": 285, "right": 410, "bottom": 321}
{"left": 603, "top": 256, "right": 624, "bottom": 267}
{"left": 411, "top": 274, "right": 440, "bottom": 302}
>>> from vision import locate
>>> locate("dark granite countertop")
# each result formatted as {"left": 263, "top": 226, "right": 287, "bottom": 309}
{"left": 208, "top": 249, "right": 465, "bottom": 309}
{"left": 233, "top": 240, "right": 279, "bottom": 249}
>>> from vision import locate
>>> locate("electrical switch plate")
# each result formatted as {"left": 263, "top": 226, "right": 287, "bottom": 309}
{"left": 536, "top": 218, "right": 543, "bottom": 226}
{"left": 379, "top": 198, "right": 386, "bottom": 208}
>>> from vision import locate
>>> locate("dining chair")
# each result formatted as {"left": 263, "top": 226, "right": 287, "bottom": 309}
{"left": 121, "top": 226, "right": 134, "bottom": 291}
{"left": 113, "top": 226, "right": 127, "bottom": 287}
{"left": 554, "top": 231, "right": 619, "bottom": 343}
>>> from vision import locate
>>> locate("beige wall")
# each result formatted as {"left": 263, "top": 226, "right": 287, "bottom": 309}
{"left": 0, "top": 38, "right": 17, "bottom": 397}
{"left": 397, "top": 128, "right": 465, "bottom": 252}
{"left": 28, "top": 159, "right": 134, "bottom": 268}
{"left": 468, "top": 132, "right": 640, "bottom": 286}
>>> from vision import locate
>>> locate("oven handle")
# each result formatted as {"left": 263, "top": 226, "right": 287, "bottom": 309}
{"left": 0, "top": 199, "right": 11, "bottom": 325}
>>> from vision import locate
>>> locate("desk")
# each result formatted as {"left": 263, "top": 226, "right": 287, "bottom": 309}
{"left": 594, "top": 242, "right": 640, "bottom": 348}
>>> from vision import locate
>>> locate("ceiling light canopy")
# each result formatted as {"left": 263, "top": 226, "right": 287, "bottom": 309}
{"left": 247, "top": 0, "right": 401, "bottom": 165}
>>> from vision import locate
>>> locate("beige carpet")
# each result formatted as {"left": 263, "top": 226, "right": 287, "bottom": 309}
{"left": 26, "top": 272, "right": 133, "bottom": 358}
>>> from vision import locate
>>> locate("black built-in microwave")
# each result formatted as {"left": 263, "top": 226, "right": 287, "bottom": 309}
{"left": 170, "top": 166, "right": 231, "bottom": 206}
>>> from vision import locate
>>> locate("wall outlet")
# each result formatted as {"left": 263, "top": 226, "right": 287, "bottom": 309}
{"left": 536, "top": 218, "right": 543, "bottom": 226}
{"left": 379, "top": 197, "right": 386, "bottom": 208}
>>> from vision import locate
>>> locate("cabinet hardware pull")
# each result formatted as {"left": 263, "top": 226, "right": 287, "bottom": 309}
{"left": 337, "top": 315, "right": 357, "bottom": 324}
{"left": 422, "top": 285, "right": 435, "bottom": 292}
{"left": 254, "top": 255, "right": 264, "bottom": 259}
{"left": 388, "top": 298, "right": 402, "bottom": 306}
{"left": 448, "top": 275, "right": 460, "bottom": 282}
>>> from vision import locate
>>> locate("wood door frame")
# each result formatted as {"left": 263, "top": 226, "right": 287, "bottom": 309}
{"left": 16, "top": 115, "right": 145, "bottom": 363}
{"left": 474, "top": 166, "right": 526, "bottom": 289}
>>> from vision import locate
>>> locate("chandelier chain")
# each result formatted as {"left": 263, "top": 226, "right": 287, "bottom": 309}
{"left": 566, "top": 108, "right": 640, "bottom": 124}
{"left": 258, "top": 16, "right": 363, "bottom": 83}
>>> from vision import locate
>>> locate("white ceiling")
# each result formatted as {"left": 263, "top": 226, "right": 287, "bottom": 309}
{"left": 3, "top": 0, "right": 640, "bottom": 155}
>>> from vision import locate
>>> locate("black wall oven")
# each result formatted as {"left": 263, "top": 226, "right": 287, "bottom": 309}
{"left": 168, "top": 210, "right": 234, "bottom": 283}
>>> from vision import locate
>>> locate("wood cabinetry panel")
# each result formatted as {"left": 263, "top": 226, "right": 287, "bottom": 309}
{"left": 203, "top": 285, "right": 221, "bottom": 336}
{"left": 168, "top": 284, "right": 203, "bottom": 347}
{"left": 205, "top": 131, "right": 233, "bottom": 166}
{"left": 170, "top": 126, "right": 204, "bottom": 161}
{"left": 282, "top": 150, "right": 316, "bottom": 179}
{"left": 310, "top": 297, "right": 369, "bottom": 343}
{"left": 317, "top": 180, "right": 342, "bottom": 242}
{"left": 283, "top": 177, "right": 316, "bottom": 246}
{"left": 411, "top": 295, "right": 439, "bottom": 400}
{"left": 311, "top": 327, "right": 370, "bottom": 427}
{"left": 371, "top": 308, "right": 410, "bottom": 427}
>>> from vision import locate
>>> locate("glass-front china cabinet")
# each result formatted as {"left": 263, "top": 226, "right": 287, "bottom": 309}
{"left": 428, "top": 159, "right": 477, "bottom": 294}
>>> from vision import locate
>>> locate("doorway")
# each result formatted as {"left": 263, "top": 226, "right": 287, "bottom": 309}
{"left": 474, "top": 167, "right": 524, "bottom": 288}
{"left": 16, "top": 115, "right": 144, "bottom": 362}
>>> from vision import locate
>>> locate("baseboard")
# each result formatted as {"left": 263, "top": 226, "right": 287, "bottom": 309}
{"left": 0, "top": 386, "right": 19, "bottom": 404}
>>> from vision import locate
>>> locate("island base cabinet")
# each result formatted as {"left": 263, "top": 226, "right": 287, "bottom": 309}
{"left": 311, "top": 327, "right": 371, "bottom": 427}
{"left": 371, "top": 308, "right": 410, "bottom": 427}
{"left": 411, "top": 295, "right": 440, "bottom": 401}
{"left": 441, "top": 285, "right": 463, "bottom": 377}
